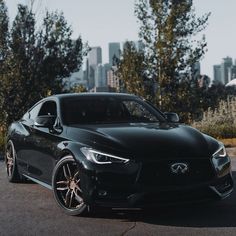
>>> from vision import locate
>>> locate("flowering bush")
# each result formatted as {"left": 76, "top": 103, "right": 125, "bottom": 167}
{"left": 192, "top": 97, "right": 236, "bottom": 139}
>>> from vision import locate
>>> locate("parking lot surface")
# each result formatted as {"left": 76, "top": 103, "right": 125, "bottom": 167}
{"left": 1, "top": 155, "right": 236, "bottom": 236}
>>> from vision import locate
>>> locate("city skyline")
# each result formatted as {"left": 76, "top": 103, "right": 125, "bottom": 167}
{"left": 5, "top": 0, "right": 236, "bottom": 80}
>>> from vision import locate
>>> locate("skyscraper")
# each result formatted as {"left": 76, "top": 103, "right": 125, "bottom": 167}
{"left": 94, "top": 64, "right": 109, "bottom": 87}
{"left": 88, "top": 47, "right": 102, "bottom": 66}
{"left": 122, "top": 40, "right": 145, "bottom": 52}
{"left": 87, "top": 47, "right": 102, "bottom": 89}
{"left": 109, "top": 42, "right": 120, "bottom": 66}
{"left": 213, "top": 65, "right": 222, "bottom": 84}
{"left": 228, "top": 65, "right": 236, "bottom": 81}
{"left": 221, "top": 57, "right": 233, "bottom": 84}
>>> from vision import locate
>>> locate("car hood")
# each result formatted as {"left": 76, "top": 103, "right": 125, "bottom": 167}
{"left": 68, "top": 123, "right": 218, "bottom": 160}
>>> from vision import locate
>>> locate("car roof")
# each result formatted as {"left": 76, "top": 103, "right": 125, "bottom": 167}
{"left": 46, "top": 92, "right": 139, "bottom": 100}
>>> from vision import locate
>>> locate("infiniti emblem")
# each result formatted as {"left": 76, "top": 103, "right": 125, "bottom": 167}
{"left": 170, "top": 162, "right": 189, "bottom": 174}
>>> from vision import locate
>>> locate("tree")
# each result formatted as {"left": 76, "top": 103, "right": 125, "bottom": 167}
{"left": 71, "top": 84, "right": 87, "bottom": 93}
{"left": 37, "top": 11, "right": 85, "bottom": 95}
{"left": 0, "top": 0, "right": 8, "bottom": 61}
{"left": 118, "top": 0, "right": 210, "bottom": 122}
{"left": 137, "top": 0, "right": 210, "bottom": 109}
{"left": 117, "top": 41, "right": 153, "bottom": 99}
{"left": 0, "top": 2, "right": 86, "bottom": 127}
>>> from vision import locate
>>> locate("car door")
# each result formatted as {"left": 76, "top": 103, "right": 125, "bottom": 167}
{"left": 24, "top": 100, "right": 65, "bottom": 185}
{"left": 16, "top": 102, "right": 43, "bottom": 175}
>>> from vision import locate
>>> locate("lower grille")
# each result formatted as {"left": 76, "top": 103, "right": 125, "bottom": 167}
{"left": 135, "top": 187, "right": 215, "bottom": 206}
{"left": 137, "top": 159, "right": 215, "bottom": 186}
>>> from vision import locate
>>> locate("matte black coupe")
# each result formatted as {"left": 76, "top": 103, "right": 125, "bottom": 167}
{"left": 5, "top": 93, "right": 233, "bottom": 215}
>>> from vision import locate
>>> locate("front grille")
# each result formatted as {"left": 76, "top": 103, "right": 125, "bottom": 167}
{"left": 136, "top": 187, "right": 215, "bottom": 206}
{"left": 137, "top": 159, "right": 215, "bottom": 186}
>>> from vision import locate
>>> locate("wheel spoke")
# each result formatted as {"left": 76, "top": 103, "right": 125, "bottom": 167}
{"left": 56, "top": 180, "right": 68, "bottom": 185}
{"left": 57, "top": 187, "right": 68, "bottom": 191}
{"left": 65, "top": 189, "right": 72, "bottom": 207}
{"left": 69, "top": 191, "right": 74, "bottom": 208}
{"left": 6, "top": 152, "right": 13, "bottom": 164}
{"left": 7, "top": 165, "right": 12, "bottom": 176}
{"left": 56, "top": 180, "right": 69, "bottom": 191}
{"left": 75, "top": 184, "right": 82, "bottom": 193}
{"left": 74, "top": 190, "right": 83, "bottom": 203}
{"left": 66, "top": 164, "right": 72, "bottom": 178}
{"left": 7, "top": 160, "right": 13, "bottom": 166}
{"left": 74, "top": 170, "right": 79, "bottom": 179}
{"left": 63, "top": 166, "right": 70, "bottom": 180}
{"left": 6, "top": 152, "right": 11, "bottom": 160}
{"left": 65, "top": 189, "right": 75, "bottom": 208}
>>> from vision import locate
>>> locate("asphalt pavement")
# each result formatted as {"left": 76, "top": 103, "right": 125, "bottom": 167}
{"left": 1, "top": 155, "right": 236, "bottom": 236}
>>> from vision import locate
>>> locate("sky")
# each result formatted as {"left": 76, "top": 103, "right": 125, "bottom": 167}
{"left": 4, "top": 0, "right": 236, "bottom": 79}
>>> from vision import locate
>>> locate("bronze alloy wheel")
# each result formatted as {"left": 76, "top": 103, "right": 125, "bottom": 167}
{"left": 5, "top": 140, "right": 21, "bottom": 182}
{"left": 52, "top": 156, "right": 88, "bottom": 216}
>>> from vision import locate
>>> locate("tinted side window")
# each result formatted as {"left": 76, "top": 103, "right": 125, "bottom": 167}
{"left": 123, "top": 101, "right": 158, "bottom": 122}
{"left": 29, "top": 103, "right": 42, "bottom": 121}
{"left": 38, "top": 101, "right": 57, "bottom": 116}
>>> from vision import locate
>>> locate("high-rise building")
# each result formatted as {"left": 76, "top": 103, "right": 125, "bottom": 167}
{"left": 109, "top": 42, "right": 120, "bottom": 66}
{"left": 221, "top": 57, "right": 233, "bottom": 84}
{"left": 94, "top": 64, "right": 107, "bottom": 87}
{"left": 88, "top": 47, "right": 102, "bottom": 66}
{"left": 228, "top": 65, "right": 236, "bottom": 80}
{"left": 107, "top": 66, "right": 119, "bottom": 90}
{"left": 122, "top": 40, "right": 145, "bottom": 52}
{"left": 213, "top": 65, "right": 222, "bottom": 84}
{"left": 87, "top": 47, "right": 102, "bottom": 89}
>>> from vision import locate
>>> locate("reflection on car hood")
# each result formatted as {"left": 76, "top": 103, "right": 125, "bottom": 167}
{"left": 68, "top": 123, "right": 216, "bottom": 160}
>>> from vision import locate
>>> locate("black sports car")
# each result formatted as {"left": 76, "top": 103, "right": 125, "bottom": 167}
{"left": 5, "top": 93, "right": 233, "bottom": 215}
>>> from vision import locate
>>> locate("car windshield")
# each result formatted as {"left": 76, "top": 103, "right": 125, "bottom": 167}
{"left": 61, "top": 96, "right": 165, "bottom": 125}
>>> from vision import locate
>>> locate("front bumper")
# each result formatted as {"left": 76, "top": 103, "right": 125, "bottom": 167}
{"left": 78, "top": 155, "right": 234, "bottom": 208}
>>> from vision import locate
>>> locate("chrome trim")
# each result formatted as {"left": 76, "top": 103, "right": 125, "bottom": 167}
{"left": 170, "top": 162, "right": 189, "bottom": 174}
{"left": 22, "top": 174, "right": 52, "bottom": 190}
{"left": 209, "top": 186, "right": 233, "bottom": 199}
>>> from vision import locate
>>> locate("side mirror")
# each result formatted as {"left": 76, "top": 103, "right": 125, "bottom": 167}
{"left": 34, "top": 115, "right": 56, "bottom": 128}
{"left": 164, "top": 112, "right": 180, "bottom": 123}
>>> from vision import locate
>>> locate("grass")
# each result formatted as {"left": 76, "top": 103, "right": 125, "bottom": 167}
{"left": 219, "top": 138, "right": 236, "bottom": 148}
{"left": 192, "top": 97, "right": 236, "bottom": 140}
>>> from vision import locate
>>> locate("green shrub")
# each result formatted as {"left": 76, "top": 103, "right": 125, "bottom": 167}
{"left": 192, "top": 97, "right": 236, "bottom": 139}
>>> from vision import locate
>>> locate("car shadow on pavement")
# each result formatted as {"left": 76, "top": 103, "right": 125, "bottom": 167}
{"left": 90, "top": 171, "right": 236, "bottom": 228}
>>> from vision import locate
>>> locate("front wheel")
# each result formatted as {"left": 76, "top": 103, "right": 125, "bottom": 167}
{"left": 52, "top": 155, "right": 90, "bottom": 216}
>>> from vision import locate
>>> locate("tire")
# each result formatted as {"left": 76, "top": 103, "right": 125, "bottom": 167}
{"left": 5, "top": 140, "right": 22, "bottom": 183}
{"left": 52, "top": 155, "right": 91, "bottom": 216}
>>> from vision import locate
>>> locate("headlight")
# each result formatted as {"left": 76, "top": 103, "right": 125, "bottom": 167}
{"left": 80, "top": 147, "right": 129, "bottom": 164}
{"left": 213, "top": 143, "right": 227, "bottom": 158}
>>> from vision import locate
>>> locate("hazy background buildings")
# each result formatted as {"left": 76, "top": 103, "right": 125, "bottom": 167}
{"left": 213, "top": 57, "right": 236, "bottom": 86}
{"left": 65, "top": 41, "right": 236, "bottom": 92}
{"left": 65, "top": 40, "right": 145, "bottom": 92}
